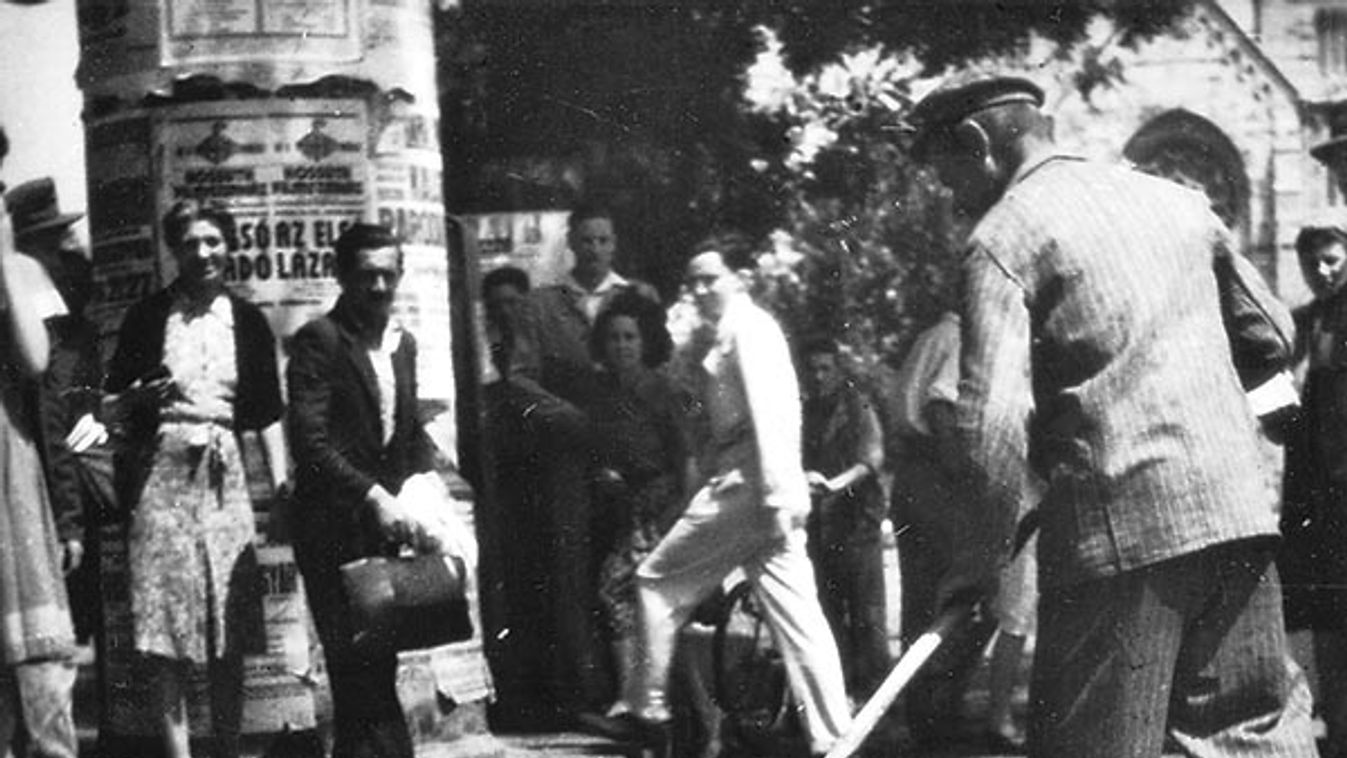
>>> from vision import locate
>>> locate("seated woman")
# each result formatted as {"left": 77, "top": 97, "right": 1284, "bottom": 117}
{"left": 105, "top": 199, "right": 287, "bottom": 758}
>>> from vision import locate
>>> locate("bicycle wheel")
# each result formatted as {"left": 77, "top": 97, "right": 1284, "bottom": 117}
{"left": 710, "top": 581, "right": 800, "bottom": 756}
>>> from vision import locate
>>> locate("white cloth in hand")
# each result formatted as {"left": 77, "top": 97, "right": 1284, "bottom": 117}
{"left": 65, "top": 413, "right": 109, "bottom": 454}
{"left": 396, "top": 472, "right": 478, "bottom": 570}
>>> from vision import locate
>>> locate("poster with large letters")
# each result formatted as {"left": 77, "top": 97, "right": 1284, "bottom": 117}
{"left": 88, "top": 96, "right": 458, "bottom": 455}
{"left": 158, "top": 98, "right": 369, "bottom": 341}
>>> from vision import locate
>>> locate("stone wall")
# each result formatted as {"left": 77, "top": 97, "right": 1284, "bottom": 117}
{"left": 1017, "top": 2, "right": 1318, "bottom": 304}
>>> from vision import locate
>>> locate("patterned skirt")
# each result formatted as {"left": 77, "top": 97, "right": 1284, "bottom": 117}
{"left": 128, "top": 421, "right": 261, "bottom": 663}
{"left": 598, "top": 475, "right": 679, "bottom": 637}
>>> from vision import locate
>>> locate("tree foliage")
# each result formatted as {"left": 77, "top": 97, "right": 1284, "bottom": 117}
{"left": 437, "top": 0, "right": 1197, "bottom": 360}
{"left": 762, "top": 0, "right": 1193, "bottom": 74}
{"left": 729, "top": 41, "right": 959, "bottom": 368}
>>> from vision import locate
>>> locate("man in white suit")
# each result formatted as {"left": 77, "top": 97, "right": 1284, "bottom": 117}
{"left": 583, "top": 240, "right": 852, "bottom": 758}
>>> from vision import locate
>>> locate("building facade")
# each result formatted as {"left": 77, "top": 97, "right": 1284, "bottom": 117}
{"left": 1033, "top": 0, "right": 1347, "bottom": 306}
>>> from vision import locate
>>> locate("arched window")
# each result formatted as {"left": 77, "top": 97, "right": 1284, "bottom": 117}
{"left": 1124, "top": 110, "right": 1250, "bottom": 245}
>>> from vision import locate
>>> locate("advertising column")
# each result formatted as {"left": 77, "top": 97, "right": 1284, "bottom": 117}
{"left": 77, "top": 0, "right": 492, "bottom": 755}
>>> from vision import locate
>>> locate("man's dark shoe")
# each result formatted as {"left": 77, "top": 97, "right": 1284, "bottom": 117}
{"left": 576, "top": 712, "right": 672, "bottom": 757}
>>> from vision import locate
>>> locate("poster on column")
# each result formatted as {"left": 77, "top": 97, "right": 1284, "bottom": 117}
{"left": 371, "top": 106, "right": 458, "bottom": 457}
{"left": 159, "top": 0, "right": 360, "bottom": 66}
{"left": 158, "top": 98, "right": 370, "bottom": 344}
{"left": 78, "top": 0, "right": 437, "bottom": 103}
{"left": 85, "top": 112, "right": 158, "bottom": 347}
{"left": 464, "top": 210, "right": 573, "bottom": 288}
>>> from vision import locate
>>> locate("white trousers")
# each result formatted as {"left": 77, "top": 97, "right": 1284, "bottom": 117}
{"left": 628, "top": 472, "right": 852, "bottom": 754}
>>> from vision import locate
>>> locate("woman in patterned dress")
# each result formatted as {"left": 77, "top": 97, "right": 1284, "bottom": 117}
{"left": 106, "top": 200, "right": 287, "bottom": 758}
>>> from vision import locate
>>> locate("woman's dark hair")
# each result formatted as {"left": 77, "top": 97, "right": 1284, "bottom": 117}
{"left": 483, "top": 265, "right": 530, "bottom": 295}
{"left": 590, "top": 290, "right": 673, "bottom": 368}
{"left": 162, "top": 199, "right": 238, "bottom": 252}
{"left": 334, "top": 223, "right": 402, "bottom": 282}
{"left": 1295, "top": 225, "right": 1347, "bottom": 260}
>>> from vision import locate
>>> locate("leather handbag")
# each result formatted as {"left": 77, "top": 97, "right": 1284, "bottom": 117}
{"left": 340, "top": 553, "right": 473, "bottom": 654}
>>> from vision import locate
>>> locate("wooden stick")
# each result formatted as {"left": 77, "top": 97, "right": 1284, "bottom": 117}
{"left": 824, "top": 604, "right": 973, "bottom": 758}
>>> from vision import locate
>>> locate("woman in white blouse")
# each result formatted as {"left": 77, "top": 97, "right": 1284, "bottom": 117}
{"left": 106, "top": 200, "right": 287, "bottom": 758}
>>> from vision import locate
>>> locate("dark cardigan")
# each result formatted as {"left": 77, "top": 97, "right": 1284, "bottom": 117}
{"left": 105, "top": 286, "right": 283, "bottom": 430}
{"left": 105, "top": 287, "right": 283, "bottom": 508}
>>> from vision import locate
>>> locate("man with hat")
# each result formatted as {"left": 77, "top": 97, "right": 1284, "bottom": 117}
{"left": 7, "top": 178, "right": 84, "bottom": 249}
{"left": 6, "top": 178, "right": 104, "bottom": 641}
{"left": 6, "top": 178, "right": 92, "bottom": 332}
{"left": 910, "top": 73, "right": 1318, "bottom": 756}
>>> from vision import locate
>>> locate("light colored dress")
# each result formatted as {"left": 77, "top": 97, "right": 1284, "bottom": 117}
{"left": 128, "top": 293, "right": 259, "bottom": 663}
{"left": 0, "top": 255, "right": 74, "bottom": 665}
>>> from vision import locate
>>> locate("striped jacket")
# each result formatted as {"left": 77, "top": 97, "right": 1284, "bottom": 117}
{"left": 957, "top": 155, "right": 1283, "bottom": 589}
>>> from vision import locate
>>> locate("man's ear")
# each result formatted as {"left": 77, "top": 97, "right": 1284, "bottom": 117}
{"left": 951, "top": 118, "right": 993, "bottom": 166}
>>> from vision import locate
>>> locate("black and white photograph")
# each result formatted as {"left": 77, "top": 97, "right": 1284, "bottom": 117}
{"left": 0, "top": 2, "right": 1343, "bottom": 757}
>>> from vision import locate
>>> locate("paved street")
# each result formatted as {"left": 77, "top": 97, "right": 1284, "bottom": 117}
{"left": 72, "top": 534, "right": 1323, "bottom": 756}
{"left": 491, "top": 536, "right": 1330, "bottom": 758}
{"left": 495, "top": 534, "right": 1041, "bottom": 757}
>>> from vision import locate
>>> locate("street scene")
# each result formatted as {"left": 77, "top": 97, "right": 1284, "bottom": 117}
{"left": 2, "top": 1, "right": 1347, "bottom": 757}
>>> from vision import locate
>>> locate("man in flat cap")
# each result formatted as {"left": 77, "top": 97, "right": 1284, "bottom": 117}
{"left": 911, "top": 74, "right": 1318, "bottom": 756}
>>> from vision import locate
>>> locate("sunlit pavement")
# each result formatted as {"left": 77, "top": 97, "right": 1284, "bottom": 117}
{"left": 72, "top": 535, "right": 1322, "bottom": 756}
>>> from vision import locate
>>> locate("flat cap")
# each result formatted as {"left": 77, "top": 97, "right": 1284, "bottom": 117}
{"left": 906, "top": 73, "right": 1045, "bottom": 136}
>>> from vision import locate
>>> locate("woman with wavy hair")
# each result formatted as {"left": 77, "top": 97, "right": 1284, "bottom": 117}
{"left": 1282, "top": 222, "right": 1347, "bottom": 758}
{"left": 584, "top": 291, "right": 692, "bottom": 710}
{"left": 107, "top": 199, "right": 287, "bottom": 758}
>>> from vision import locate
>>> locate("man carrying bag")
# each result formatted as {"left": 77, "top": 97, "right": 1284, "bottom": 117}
{"left": 287, "top": 223, "right": 445, "bottom": 758}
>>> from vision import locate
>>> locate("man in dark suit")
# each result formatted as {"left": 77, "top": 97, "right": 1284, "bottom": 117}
{"left": 287, "top": 223, "right": 435, "bottom": 758}
{"left": 910, "top": 73, "right": 1317, "bottom": 757}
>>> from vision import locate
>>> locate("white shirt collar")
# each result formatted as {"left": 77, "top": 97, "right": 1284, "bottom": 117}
{"left": 567, "top": 269, "right": 628, "bottom": 295}
{"left": 371, "top": 318, "right": 404, "bottom": 354}
{"left": 173, "top": 288, "right": 233, "bottom": 326}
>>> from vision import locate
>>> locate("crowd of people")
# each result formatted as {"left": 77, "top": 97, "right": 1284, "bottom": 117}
{"left": 1, "top": 65, "right": 1347, "bottom": 758}
{"left": 0, "top": 126, "right": 445, "bottom": 757}
{"left": 483, "top": 201, "right": 1037, "bottom": 758}
{"left": 478, "top": 72, "right": 1341, "bottom": 758}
